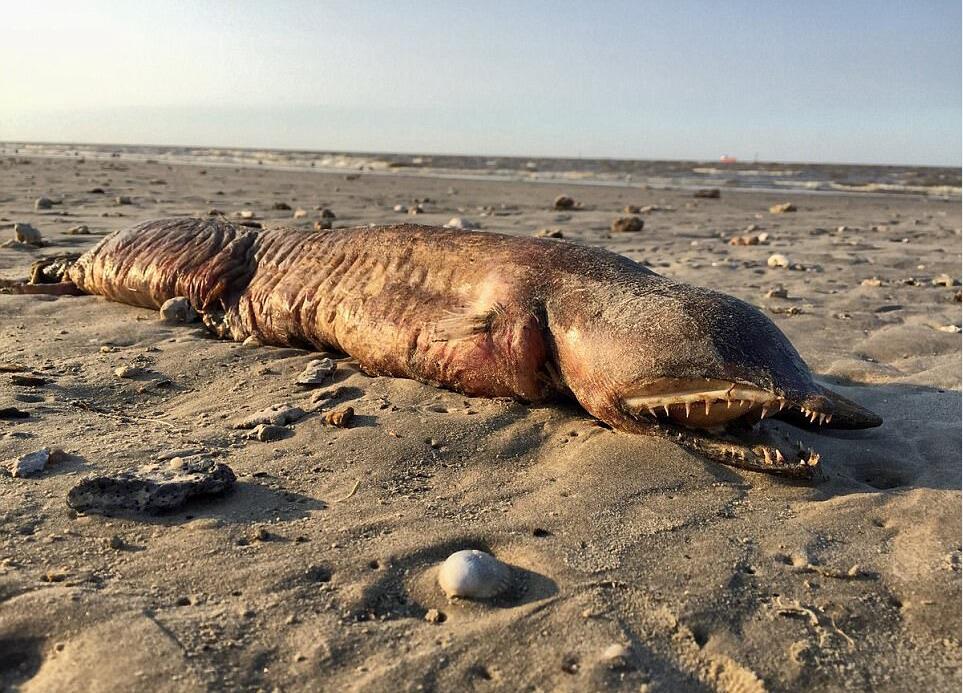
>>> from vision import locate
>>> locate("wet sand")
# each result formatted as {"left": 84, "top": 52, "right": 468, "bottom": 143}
{"left": 1, "top": 155, "right": 960, "bottom": 691}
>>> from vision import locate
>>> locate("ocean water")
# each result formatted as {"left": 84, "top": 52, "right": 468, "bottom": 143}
{"left": 3, "top": 142, "right": 959, "bottom": 198}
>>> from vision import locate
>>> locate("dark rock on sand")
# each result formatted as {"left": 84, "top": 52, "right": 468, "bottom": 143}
{"left": 66, "top": 457, "right": 236, "bottom": 514}
{"left": 553, "top": 195, "right": 575, "bottom": 210}
{"left": 610, "top": 216, "right": 645, "bottom": 233}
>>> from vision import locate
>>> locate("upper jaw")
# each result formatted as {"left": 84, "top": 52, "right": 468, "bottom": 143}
{"left": 620, "top": 377, "right": 834, "bottom": 429}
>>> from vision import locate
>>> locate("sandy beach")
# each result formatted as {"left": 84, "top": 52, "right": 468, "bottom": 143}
{"left": 0, "top": 153, "right": 960, "bottom": 691}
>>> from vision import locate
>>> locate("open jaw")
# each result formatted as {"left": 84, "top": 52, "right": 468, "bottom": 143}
{"left": 621, "top": 377, "right": 830, "bottom": 479}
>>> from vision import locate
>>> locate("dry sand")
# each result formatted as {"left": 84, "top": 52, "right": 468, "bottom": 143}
{"left": 0, "top": 155, "right": 960, "bottom": 692}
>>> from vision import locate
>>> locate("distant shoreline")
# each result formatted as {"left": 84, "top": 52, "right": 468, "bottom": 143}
{"left": 3, "top": 141, "right": 959, "bottom": 199}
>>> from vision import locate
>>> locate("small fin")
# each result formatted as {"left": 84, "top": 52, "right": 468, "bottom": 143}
{"left": 433, "top": 302, "right": 505, "bottom": 342}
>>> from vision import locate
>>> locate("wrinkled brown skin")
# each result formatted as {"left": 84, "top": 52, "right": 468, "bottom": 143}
{"left": 48, "top": 217, "right": 881, "bottom": 478}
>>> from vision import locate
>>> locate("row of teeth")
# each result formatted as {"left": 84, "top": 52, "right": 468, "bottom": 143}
{"left": 761, "top": 447, "right": 821, "bottom": 467}
{"left": 625, "top": 386, "right": 832, "bottom": 425}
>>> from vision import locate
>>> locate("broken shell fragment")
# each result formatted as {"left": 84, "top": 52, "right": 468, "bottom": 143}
{"left": 296, "top": 358, "right": 336, "bottom": 387}
{"left": 437, "top": 549, "right": 511, "bottom": 600}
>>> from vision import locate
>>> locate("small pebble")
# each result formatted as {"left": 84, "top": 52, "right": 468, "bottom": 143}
{"left": 247, "top": 423, "right": 289, "bottom": 441}
{"left": 322, "top": 406, "right": 354, "bottom": 428}
{"left": 610, "top": 216, "right": 644, "bottom": 234}
{"left": 767, "top": 254, "right": 789, "bottom": 269}
{"left": 114, "top": 365, "right": 143, "bottom": 378}
{"left": 553, "top": 195, "right": 575, "bottom": 210}
{"left": 769, "top": 202, "right": 797, "bottom": 214}
{"left": 444, "top": 216, "right": 480, "bottom": 230}
{"left": 14, "top": 223, "right": 43, "bottom": 246}
{"left": 424, "top": 608, "right": 446, "bottom": 624}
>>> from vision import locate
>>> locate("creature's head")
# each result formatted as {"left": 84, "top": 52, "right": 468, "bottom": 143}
{"left": 545, "top": 273, "right": 881, "bottom": 438}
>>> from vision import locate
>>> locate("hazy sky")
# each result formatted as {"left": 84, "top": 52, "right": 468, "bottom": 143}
{"left": 2, "top": 1, "right": 960, "bottom": 165}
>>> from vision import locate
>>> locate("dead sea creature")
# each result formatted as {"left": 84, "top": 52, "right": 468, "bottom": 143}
{"left": 437, "top": 549, "right": 511, "bottom": 599}
{"left": 4, "top": 217, "right": 883, "bottom": 478}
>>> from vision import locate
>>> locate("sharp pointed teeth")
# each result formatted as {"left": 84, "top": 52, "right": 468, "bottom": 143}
{"left": 760, "top": 405, "right": 770, "bottom": 420}
{"left": 819, "top": 413, "right": 827, "bottom": 425}
{"left": 662, "top": 404, "right": 670, "bottom": 416}
{"left": 776, "top": 449, "right": 785, "bottom": 462}
{"left": 646, "top": 406, "right": 657, "bottom": 417}
{"left": 704, "top": 399, "right": 712, "bottom": 416}
{"left": 726, "top": 399, "right": 733, "bottom": 409}
{"left": 826, "top": 414, "right": 833, "bottom": 424}
{"left": 763, "top": 449, "right": 773, "bottom": 465}
{"left": 684, "top": 401, "right": 691, "bottom": 417}
{"left": 778, "top": 399, "right": 786, "bottom": 412}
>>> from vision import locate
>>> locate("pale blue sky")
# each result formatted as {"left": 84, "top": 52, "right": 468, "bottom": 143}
{"left": 2, "top": 1, "right": 960, "bottom": 165}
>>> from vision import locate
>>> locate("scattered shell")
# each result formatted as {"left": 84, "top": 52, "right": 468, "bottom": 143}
{"left": 159, "top": 296, "right": 198, "bottom": 324}
{"left": 322, "top": 406, "right": 354, "bottom": 428}
{"left": 444, "top": 217, "right": 480, "bottom": 230}
{"left": 234, "top": 403, "right": 305, "bottom": 429}
{"left": 729, "top": 232, "right": 768, "bottom": 246}
{"left": 932, "top": 273, "right": 961, "bottom": 287}
{"left": 693, "top": 188, "right": 721, "bottom": 199}
{"left": 767, "top": 254, "right": 790, "bottom": 269}
{"left": 534, "top": 228, "right": 564, "bottom": 239}
{"left": 247, "top": 424, "right": 289, "bottom": 441}
{"left": 553, "top": 195, "right": 575, "bottom": 210}
{"left": 236, "top": 210, "right": 256, "bottom": 220}
{"left": 293, "top": 208, "right": 308, "bottom": 219}
{"left": 861, "top": 277, "right": 883, "bottom": 287}
{"left": 114, "top": 365, "right": 143, "bottom": 379}
{"left": 437, "top": 549, "right": 511, "bottom": 599}
{"left": 66, "top": 457, "right": 236, "bottom": 514}
{"left": 296, "top": 358, "right": 336, "bottom": 386}
{"left": 67, "top": 224, "right": 90, "bottom": 235}
{"left": 769, "top": 202, "right": 797, "bottom": 214}
{"left": 610, "top": 216, "right": 645, "bottom": 234}
{"left": 14, "top": 223, "right": 43, "bottom": 246}
{"left": 8, "top": 447, "right": 66, "bottom": 477}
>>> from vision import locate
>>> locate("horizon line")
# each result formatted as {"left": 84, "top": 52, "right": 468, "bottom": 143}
{"left": 3, "top": 139, "right": 958, "bottom": 171}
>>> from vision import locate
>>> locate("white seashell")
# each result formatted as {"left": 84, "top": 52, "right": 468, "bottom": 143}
{"left": 437, "top": 549, "right": 511, "bottom": 599}
{"left": 443, "top": 216, "right": 480, "bottom": 230}
{"left": 767, "top": 253, "right": 789, "bottom": 269}
{"left": 159, "top": 296, "right": 198, "bottom": 324}
{"left": 296, "top": 358, "right": 336, "bottom": 386}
